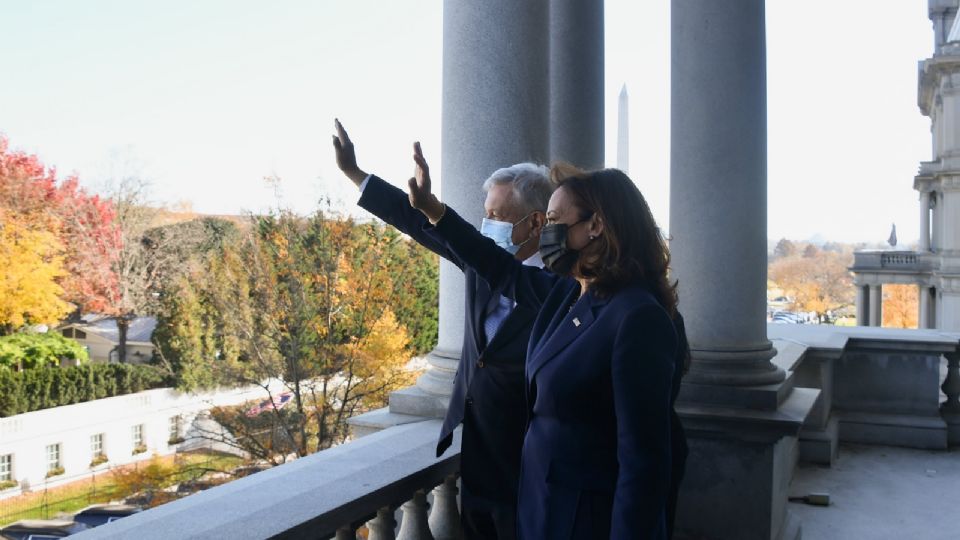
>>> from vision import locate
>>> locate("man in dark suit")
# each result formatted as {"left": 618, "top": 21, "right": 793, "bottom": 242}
{"left": 333, "top": 120, "right": 553, "bottom": 540}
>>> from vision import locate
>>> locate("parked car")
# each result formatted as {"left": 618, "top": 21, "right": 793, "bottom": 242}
{"left": 73, "top": 504, "right": 142, "bottom": 528}
{"left": 0, "top": 519, "right": 87, "bottom": 539}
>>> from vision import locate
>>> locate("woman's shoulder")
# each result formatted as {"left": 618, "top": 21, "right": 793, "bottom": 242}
{"left": 605, "top": 283, "right": 663, "bottom": 313}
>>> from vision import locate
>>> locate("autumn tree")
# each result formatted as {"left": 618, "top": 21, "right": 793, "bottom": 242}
{"left": 157, "top": 210, "right": 428, "bottom": 462}
{"left": 100, "top": 178, "right": 213, "bottom": 363}
{"left": 0, "top": 210, "right": 72, "bottom": 332}
{"left": 882, "top": 284, "right": 919, "bottom": 329}
{"left": 0, "top": 136, "right": 121, "bottom": 321}
{"left": 773, "top": 238, "right": 797, "bottom": 259}
{"left": 769, "top": 250, "right": 855, "bottom": 322}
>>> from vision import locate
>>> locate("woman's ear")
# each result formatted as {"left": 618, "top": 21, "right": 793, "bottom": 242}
{"left": 588, "top": 214, "right": 604, "bottom": 239}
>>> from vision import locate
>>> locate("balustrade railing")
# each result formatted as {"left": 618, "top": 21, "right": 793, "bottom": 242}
{"left": 71, "top": 420, "right": 461, "bottom": 540}
{"left": 880, "top": 253, "right": 919, "bottom": 266}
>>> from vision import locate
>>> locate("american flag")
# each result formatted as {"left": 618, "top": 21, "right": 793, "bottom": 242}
{"left": 244, "top": 392, "right": 293, "bottom": 418}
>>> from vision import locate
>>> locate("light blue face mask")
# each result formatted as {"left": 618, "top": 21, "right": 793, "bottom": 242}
{"left": 480, "top": 213, "right": 533, "bottom": 255}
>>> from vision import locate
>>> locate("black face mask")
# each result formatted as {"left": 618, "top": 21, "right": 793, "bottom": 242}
{"left": 539, "top": 218, "right": 589, "bottom": 276}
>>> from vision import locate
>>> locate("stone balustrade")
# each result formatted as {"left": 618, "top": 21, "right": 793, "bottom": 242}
{"left": 70, "top": 420, "right": 462, "bottom": 540}
{"left": 880, "top": 253, "right": 920, "bottom": 266}
{"left": 851, "top": 250, "right": 934, "bottom": 273}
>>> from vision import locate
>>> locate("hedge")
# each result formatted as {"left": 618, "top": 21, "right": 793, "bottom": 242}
{"left": 0, "top": 363, "right": 171, "bottom": 417}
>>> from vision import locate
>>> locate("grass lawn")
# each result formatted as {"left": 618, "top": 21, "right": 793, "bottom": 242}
{"left": 0, "top": 450, "right": 245, "bottom": 526}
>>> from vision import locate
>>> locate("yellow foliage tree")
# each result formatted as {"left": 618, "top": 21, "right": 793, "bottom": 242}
{"left": 768, "top": 250, "right": 855, "bottom": 322}
{"left": 882, "top": 284, "right": 918, "bottom": 329}
{"left": 0, "top": 212, "right": 72, "bottom": 331}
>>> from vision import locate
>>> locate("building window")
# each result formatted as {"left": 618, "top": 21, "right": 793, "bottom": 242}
{"left": 168, "top": 415, "right": 183, "bottom": 443}
{"left": 0, "top": 454, "right": 12, "bottom": 482}
{"left": 131, "top": 424, "right": 146, "bottom": 454}
{"left": 46, "top": 444, "right": 61, "bottom": 472}
{"left": 74, "top": 329, "right": 86, "bottom": 339}
{"left": 90, "top": 433, "right": 104, "bottom": 458}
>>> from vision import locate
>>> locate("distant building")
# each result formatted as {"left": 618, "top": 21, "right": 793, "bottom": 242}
{"left": 58, "top": 315, "right": 157, "bottom": 363}
{"left": 851, "top": 7, "right": 960, "bottom": 330}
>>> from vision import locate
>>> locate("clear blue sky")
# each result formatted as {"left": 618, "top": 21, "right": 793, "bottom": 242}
{"left": 0, "top": 1, "right": 932, "bottom": 244}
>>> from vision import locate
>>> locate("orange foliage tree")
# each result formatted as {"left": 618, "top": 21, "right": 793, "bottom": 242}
{"left": 882, "top": 284, "right": 919, "bottom": 329}
{"left": 768, "top": 250, "right": 855, "bottom": 322}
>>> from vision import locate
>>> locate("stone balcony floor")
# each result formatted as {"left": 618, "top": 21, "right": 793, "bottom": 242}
{"left": 790, "top": 443, "right": 960, "bottom": 540}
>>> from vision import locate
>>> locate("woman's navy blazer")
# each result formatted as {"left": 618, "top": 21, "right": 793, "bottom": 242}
{"left": 425, "top": 207, "right": 678, "bottom": 540}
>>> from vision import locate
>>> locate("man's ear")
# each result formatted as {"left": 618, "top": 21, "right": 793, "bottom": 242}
{"left": 528, "top": 211, "right": 546, "bottom": 238}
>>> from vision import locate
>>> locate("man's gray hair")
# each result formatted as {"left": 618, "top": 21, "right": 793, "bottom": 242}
{"left": 482, "top": 162, "right": 554, "bottom": 214}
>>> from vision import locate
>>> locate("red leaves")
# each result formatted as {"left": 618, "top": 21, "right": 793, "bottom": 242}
{"left": 0, "top": 135, "right": 122, "bottom": 316}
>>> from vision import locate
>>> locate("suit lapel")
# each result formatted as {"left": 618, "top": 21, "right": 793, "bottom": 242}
{"left": 528, "top": 287, "right": 606, "bottom": 380}
{"left": 472, "top": 275, "right": 493, "bottom": 349}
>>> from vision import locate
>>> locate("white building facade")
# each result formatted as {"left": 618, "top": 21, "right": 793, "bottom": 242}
{"left": 852, "top": 0, "right": 960, "bottom": 331}
{"left": 0, "top": 383, "right": 282, "bottom": 499}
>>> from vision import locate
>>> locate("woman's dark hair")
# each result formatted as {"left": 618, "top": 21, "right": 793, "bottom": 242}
{"left": 550, "top": 163, "right": 678, "bottom": 316}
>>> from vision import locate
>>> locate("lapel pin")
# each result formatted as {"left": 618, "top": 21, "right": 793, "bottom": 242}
{"left": 573, "top": 317, "right": 581, "bottom": 327}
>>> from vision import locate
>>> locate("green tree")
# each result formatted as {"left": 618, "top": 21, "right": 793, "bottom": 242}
{"left": 0, "top": 332, "right": 89, "bottom": 371}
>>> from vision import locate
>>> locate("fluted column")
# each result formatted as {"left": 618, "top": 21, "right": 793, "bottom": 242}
{"left": 549, "top": 0, "right": 605, "bottom": 169}
{"left": 920, "top": 191, "right": 931, "bottom": 251}
{"left": 416, "top": 0, "right": 550, "bottom": 403}
{"left": 868, "top": 284, "right": 883, "bottom": 327}
{"left": 919, "top": 285, "right": 930, "bottom": 329}
{"left": 856, "top": 284, "right": 870, "bottom": 326}
{"left": 670, "top": 0, "right": 783, "bottom": 386}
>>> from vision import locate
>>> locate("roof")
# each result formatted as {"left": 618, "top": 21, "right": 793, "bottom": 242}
{"left": 65, "top": 315, "right": 158, "bottom": 344}
{"left": 75, "top": 504, "right": 142, "bottom": 516}
{"left": 0, "top": 519, "right": 85, "bottom": 533}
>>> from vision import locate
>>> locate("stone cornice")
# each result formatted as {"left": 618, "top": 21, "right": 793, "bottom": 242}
{"left": 919, "top": 54, "right": 960, "bottom": 115}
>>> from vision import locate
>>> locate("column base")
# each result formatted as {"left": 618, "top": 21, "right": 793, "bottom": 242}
{"left": 684, "top": 343, "right": 787, "bottom": 387}
{"left": 674, "top": 388, "right": 818, "bottom": 540}
{"left": 347, "top": 407, "right": 428, "bottom": 438}
{"left": 389, "top": 385, "right": 451, "bottom": 419}
{"left": 348, "top": 346, "right": 460, "bottom": 437}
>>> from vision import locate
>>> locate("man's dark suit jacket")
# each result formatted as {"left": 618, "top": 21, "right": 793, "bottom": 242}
{"left": 358, "top": 175, "right": 532, "bottom": 505}
{"left": 424, "top": 206, "right": 681, "bottom": 540}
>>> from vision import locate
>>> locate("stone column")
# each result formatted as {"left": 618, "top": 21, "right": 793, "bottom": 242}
{"left": 856, "top": 284, "right": 870, "bottom": 326}
{"left": 932, "top": 191, "right": 941, "bottom": 251}
{"left": 549, "top": 0, "right": 605, "bottom": 170}
{"left": 868, "top": 284, "right": 883, "bottom": 327}
{"left": 392, "top": 0, "right": 550, "bottom": 418}
{"left": 919, "top": 285, "right": 932, "bottom": 329}
{"left": 670, "top": 0, "right": 783, "bottom": 387}
{"left": 920, "top": 191, "right": 931, "bottom": 251}
{"left": 670, "top": 3, "right": 818, "bottom": 539}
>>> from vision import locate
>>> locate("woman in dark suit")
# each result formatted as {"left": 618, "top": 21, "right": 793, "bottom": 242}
{"left": 407, "top": 146, "right": 681, "bottom": 540}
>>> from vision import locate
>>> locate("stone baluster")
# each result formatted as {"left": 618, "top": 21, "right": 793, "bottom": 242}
{"left": 429, "top": 475, "right": 462, "bottom": 540}
{"left": 398, "top": 490, "right": 434, "bottom": 540}
{"left": 942, "top": 352, "right": 960, "bottom": 414}
{"left": 943, "top": 352, "right": 960, "bottom": 446}
{"left": 334, "top": 525, "right": 357, "bottom": 540}
{"left": 366, "top": 507, "right": 397, "bottom": 540}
